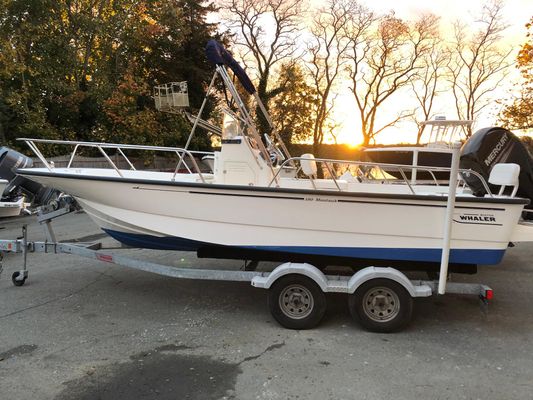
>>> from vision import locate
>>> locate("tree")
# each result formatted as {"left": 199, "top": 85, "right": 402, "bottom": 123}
{"left": 447, "top": 0, "right": 512, "bottom": 136}
{"left": 101, "top": 0, "right": 220, "bottom": 148}
{"left": 270, "top": 63, "right": 318, "bottom": 145}
{"left": 346, "top": 10, "right": 438, "bottom": 146}
{"left": 221, "top": 0, "right": 303, "bottom": 135}
{"left": 101, "top": 64, "right": 191, "bottom": 147}
{"left": 0, "top": 0, "right": 220, "bottom": 151}
{"left": 306, "top": 0, "right": 352, "bottom": 155}
{"left": 410, "top": 42, "right": 447, "bottom": 144}
{"left": 103, "top": 66, "right": 162, "bottom": 145}
{"left": 136, "top": 1, "right": 221, "bottom": 110}
{"left": 499, "top": 17, "right": 533, "bottom": 130}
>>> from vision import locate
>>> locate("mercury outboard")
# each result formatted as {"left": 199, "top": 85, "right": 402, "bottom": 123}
{"left": 0, "top": 147, "right": 59, "bottom": 205}
{"left": 460, "top": 127, "right": 533, "bottom": 216}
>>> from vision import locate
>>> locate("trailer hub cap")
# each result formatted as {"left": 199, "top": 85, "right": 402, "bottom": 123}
{"left": 279, "top": 284, "right": 314, "bottom": 319}
{"left": 362, "top": 286, "right": 400, "bottom": 322}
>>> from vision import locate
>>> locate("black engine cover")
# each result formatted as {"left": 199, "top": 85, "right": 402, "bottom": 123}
{"left": 0, "top": 146, "right": 57, "bottom": 204}
{"left": 460, "top": 127, "right": 533, "bottom": 211}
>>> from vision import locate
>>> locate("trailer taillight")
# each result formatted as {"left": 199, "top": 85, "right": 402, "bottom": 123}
{"left": 485, "top": 289, "right": 493, "bottom": 300}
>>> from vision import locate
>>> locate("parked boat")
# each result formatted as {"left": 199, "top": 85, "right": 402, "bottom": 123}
{"left": 363, "top": 118, "right": 472, "bottom": 182}
{"left": 0, "top": 179, "right": 25, "bottom": 217}
{"left": 10, "top": 40, "right": 533, "bottom": 273}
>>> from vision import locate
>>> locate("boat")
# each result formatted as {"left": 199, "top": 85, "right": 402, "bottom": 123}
{"left": 363, "top": 118, "right": 472, "bottom": 182}
{"left": 0, "top": 178, "right": 25, "bottom": 217}
{"left": 0, "top": 146, "right": 66, "bottom": 213}
{"left": 10, "top": 40, "right": 533, "bottom": 272}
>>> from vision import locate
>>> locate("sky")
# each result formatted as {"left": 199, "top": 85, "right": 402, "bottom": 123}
{"left": 322, "top": 0, "right": 533, "bottom": 145}
{"left": 216, "top": 0, "right": 533, "bottom": 146}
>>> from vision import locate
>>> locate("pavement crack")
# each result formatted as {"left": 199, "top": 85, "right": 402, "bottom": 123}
{"left": 238, "top": 341, "right": 285, "bottom": 365}
{"left": 0, "top": 268, "right": 112, "bottom": 319}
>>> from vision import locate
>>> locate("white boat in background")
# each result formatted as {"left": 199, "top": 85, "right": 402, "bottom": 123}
{"left": 363, "top": 118, "right": 472, "bottom": 182}
{"left": 0, "top": 179, "right": 25, "bottom": 217}
{"left": 11, "top": 40, "right": 533, "bottom": 273}
{"left": 0, "top": 197, "right": 25, "bottom": 218}
{"left": 0, "top": 178, "right": 7, "bottom": 194}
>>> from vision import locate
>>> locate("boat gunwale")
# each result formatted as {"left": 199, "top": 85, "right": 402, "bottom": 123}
{"left": 17, "top": 168, "right": 530, "bottom": 206}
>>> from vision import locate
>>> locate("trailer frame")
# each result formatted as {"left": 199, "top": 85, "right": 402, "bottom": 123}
{"left": 0, "top": 207, "right": 493, "bottom": 332}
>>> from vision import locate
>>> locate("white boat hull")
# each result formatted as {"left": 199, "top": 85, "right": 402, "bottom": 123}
{"left": 18, "top": 168, "right": 527, "bottom": 265}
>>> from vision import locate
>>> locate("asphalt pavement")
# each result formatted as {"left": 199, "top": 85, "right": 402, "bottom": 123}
{"left": 1, "top": 211, "right": 533, "bottom": 399}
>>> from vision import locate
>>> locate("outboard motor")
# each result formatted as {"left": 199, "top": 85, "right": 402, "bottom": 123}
{"left": 0, "top": 147, "right": 58, "bottom": 205}
{"left": 460, "top": 127, "right": 533, "bottom": 214}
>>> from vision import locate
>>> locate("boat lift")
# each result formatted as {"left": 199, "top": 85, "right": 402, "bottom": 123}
{"left": 0, "top": 144, "right": 494, "bottom": 332}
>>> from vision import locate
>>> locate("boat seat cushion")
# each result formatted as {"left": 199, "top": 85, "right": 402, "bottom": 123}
{"left": 300, "top": 153, "right": 317, "bottom": 177}
{"left": 489, "top": 163, "right": 520, "bottom": 196}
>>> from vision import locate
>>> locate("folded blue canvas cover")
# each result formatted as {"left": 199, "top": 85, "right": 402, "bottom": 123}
{"left": 205, "top": 40, "right": 256, "bottom": 95}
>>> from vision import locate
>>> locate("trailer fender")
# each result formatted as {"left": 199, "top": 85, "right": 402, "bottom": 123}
{"left": 251, "top": 262, "right": 328, "bottom": 291}
{"left": 347, "top": 267, "right": 431, "bottom": 298}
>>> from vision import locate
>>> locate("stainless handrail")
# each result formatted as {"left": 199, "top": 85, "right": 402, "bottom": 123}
{"left": 117, "top": 148, "right": 136, "bottom": 170}
{"left": 19, "top": 138, "right": 212, "bottom": 183}
{"left": 25, "top": 140, "right": 52, "bottom": 171}
{"left": 18, "top": 137, "right": 495, "bottom": 196}
{"left": 396, "top": 168, "right": 415, "bottom": 194}
{"left": 428, "top": 169, "right": 439, "bottom": 185}
{"left": 269, "top": 156, "right": 494, "bottom": 197}
{"left": 67, "top": 144, "right": 80, "bottom": 169}
{"left": 97, "top": 145, "right": 123, "bottom": 177}
{"left": 323, "top": 162, "right": 341, "bottom": 191}
{"left": 18, "top": 138, "right": 213, "bottom": 155}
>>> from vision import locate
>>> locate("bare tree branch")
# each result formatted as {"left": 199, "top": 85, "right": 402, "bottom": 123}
{"left": 221, "top": 0, "right": 304, "bottom": 134}
{"left": 345, "top": 9, "right": 438, "bottom": 145}
{"left": 447, "top": 0, "right": 512, "bottom": 136}
{"left": 410, "top": 31, "right": 447, "bottom": 143}
{"left": 306, "top": 0, "right": 352, "bottom": 155}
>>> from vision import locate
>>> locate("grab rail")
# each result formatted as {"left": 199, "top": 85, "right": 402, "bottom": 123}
{"left": 18, "top": 138, "right": 213, "bottom": 183}
{"left": 270, "top": 156, "right": 494, "bottom": 197}
{"left": 18, "top": 138, "right": 494, "bottom": 197}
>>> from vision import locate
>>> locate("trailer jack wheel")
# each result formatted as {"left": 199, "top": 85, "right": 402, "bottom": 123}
{"left": 349, "top": 278, "right": 413, "bottom": 333}
{"left": 268, "top": 275, "right": 326, "bottom": 330}
{"left": 12, "top": 270, "right": 28, "bottom": 287}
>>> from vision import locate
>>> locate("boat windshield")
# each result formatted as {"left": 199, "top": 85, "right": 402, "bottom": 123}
{"left": 422, "top": 119, "right": 473, "bottom": 148}
{"left": 222, "top": 111, "right": 240, "bottom": 140}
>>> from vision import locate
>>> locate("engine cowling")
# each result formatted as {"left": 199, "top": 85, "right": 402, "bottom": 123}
{"left": 0, "top": 146, "right": 57, "bottom": 205}
{"left": 460, "top": 127, "right": 533, "bottom": 213}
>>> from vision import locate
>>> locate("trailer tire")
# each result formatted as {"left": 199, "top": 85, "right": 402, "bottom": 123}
{"left": 12, "top": 271, "right": 26, "bottom": 287}
{"left": 349, "top": 278, "right": 412, "bottom": 333}
{"left": 268, "top": 275, "right": 326, "bottom": 330}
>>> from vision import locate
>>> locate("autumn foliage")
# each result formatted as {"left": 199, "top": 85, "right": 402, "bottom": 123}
{"left": 0, "top": 0, "right": 218, "bottom": 152}
{"left": 500, "top": 17, "right": 533, "bottom": 130}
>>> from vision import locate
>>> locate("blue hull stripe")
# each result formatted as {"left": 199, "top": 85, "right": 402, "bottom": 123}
{"left": 103, "top": 229, "right": 505, "bottom": 265}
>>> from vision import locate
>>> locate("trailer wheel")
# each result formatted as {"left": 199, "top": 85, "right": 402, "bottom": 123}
{"left": 268, "top": 275, "right": 326, "bottom": 330}
{"left": 12, "top": 271, "right": 27, "bottom": 287}
{"left": 349, "top": 278, "right": 412, "bottom": 333}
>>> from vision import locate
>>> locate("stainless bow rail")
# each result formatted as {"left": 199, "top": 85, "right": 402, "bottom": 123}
{"left": 19, "top": 137, "right": 494, "bottom": 197}
{"left": 19, "top": 138, "right": 214, "bottom": 183}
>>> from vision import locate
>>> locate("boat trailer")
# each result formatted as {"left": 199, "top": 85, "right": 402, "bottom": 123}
{"left": 0, "top": 202, "right": 493, "bottom": 333}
